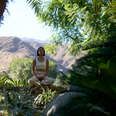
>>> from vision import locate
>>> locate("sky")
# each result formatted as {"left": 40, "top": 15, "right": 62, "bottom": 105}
{"left": 0, "top": 0, "right": 53, "bottom": 41}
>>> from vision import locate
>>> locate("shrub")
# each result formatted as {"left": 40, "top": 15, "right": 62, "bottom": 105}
{"left": 10, "top": 58, "right": 33, "bottom": 86}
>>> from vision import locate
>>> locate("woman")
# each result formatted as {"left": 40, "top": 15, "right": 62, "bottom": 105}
{"left": 28, "top": 47, "right": 54, "bottom": 87}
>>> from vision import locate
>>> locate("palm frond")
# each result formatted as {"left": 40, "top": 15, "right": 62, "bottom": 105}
{"left": 107, "top": 0, "right": 116, "bottom": 22}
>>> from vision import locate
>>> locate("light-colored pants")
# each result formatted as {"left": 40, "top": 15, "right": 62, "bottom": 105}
{"left": 28, "top": 76, "right": 55, "bottom": 86}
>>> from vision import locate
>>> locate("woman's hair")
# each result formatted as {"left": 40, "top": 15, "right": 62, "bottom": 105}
{"left": 37, "top": 47, "right": 45, "bottom": 56}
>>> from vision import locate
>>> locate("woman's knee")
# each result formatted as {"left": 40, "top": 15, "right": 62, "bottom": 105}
{"left": 28, "top": 78, "right": 35, "bottom": 85}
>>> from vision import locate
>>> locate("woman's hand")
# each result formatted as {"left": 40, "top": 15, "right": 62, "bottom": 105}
{"left": 44, "top": 72, "right": 48, "bottom": 77}
{"left": 35, "top": 74, "right": 38, "bottom": 79}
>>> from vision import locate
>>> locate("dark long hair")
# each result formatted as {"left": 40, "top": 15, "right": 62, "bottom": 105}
{"left": 37, "top": 47, "right": 45, "bottom": 56}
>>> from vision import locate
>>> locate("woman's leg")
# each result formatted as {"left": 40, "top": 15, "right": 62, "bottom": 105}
{"left": 41, "top": 77, "right": 55, "bottom": 85}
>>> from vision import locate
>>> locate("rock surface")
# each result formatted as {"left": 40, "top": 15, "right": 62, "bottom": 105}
{"left": 43, "top": 90, "right": 86, "bottom": 116}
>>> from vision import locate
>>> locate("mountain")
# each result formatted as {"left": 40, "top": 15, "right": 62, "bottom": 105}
{"left": 0, "top": 36, "right": 35, "bottom": 55}
{"left": 21, "top": 37, "right": 50, "bottom": 43}
{"left": 51, "top": 45, "right": 86, "bottom": 72}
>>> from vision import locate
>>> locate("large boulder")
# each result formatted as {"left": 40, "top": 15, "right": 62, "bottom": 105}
{"left": 43, "top": 91, "right": 86, "bottom": 116}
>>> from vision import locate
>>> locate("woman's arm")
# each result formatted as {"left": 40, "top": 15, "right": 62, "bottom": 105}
{"left": 45, "top": 59, "right": 49, "bottom": 76}
{"left": 32, "top": 59, "right": 38, "bottom": 78}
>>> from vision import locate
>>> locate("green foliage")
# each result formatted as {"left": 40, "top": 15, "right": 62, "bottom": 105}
{"left": 0, "top": 71, "right": 25, "bottom": 87}
{"left": 10, "top": 58, "right": 33, "bottom": 86}
{"left": 48, "top": 61, "right": 57, "bottom": 79}
{"left": 55, "top": 71, "right": 70, "bottom": 85}
{"left": 107, "top": 0, "right": 116, "bottom": 23}
{"left": 28, "top": 0, "right": 115, "bottom": 54}
{"left": 33, "top": 88, "right": 56, "bottom": 110}
{"left": 0, "top": 88, "right": 39, "bottom": 116}
{"left": 0, "top": 71, "right": 9, "bottom": 86}
{"left": 10, "top": 58, "right": 33, "bottom": 79}
{"left": 69, "top": 56, "right": 116, "bottom": 93}
{"left": 45, "top": 43, "right": 57, "bottom": 55}
{"left": 0, "top": 71, "right": 23, "bottom": 87}
{"left": 0, "top": 72, "right": 57, "bottom": 115}
{"left": 50, "top": 33, "right": 63, "bottom": 45}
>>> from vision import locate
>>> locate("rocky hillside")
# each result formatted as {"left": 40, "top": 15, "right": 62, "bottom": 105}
{"left": 0, "top": 36, "right": 37, "bottom": 72}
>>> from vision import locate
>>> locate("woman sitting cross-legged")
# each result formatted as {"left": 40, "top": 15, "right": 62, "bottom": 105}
{"left": 28, "top": 47, "right": 54, "bottom": 88}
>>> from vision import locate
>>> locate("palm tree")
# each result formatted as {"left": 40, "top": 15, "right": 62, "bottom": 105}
{"left": 0, "top": 0, "right": 8, "bottom": 23}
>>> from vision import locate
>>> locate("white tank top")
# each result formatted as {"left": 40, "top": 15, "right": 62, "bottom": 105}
{"left": 34, "top": 56, "right": 47, "bottom": 77}
{"left": 35, "top": 56, "right": 46, "bottom": 70}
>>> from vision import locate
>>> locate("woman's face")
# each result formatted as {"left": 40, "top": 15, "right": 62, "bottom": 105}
{"left": 38, "top": 48, "right": 44, "bottom": 56}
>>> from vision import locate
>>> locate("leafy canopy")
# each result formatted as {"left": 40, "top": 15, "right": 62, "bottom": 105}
{"left": 27, "top": 0, "right": 115, "bottom": 55}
